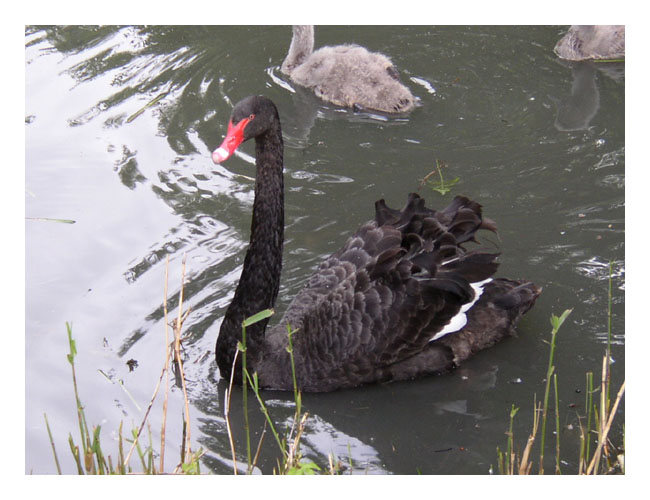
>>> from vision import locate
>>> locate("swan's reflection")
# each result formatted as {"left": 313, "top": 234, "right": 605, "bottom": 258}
{"left": 551, "top": 60, "right": 624, "bottom": 131}
{"left": 190, "top": 361, "right": 506, "bottom": 474}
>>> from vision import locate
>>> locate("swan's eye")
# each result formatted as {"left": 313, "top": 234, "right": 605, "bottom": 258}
{"left": 249, "top": 114, "right": 255, "bottom": 120}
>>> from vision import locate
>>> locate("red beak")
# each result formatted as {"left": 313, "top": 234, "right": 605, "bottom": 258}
{"left": 212, "top": 116, "right": 251, "bottom": 164}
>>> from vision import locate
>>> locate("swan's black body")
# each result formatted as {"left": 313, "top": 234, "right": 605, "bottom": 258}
{"left": 213, "top": 96, "right": 540, "bottom": 392}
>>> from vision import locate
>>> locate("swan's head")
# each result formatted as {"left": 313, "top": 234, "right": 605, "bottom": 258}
{"left": 212, "top": 95, "right": 280, "bottom": 164}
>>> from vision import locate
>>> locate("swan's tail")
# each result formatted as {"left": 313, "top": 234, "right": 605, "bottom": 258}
{"left": 438, "top": 279, "right": 542, "bottom": 364}
{"left": 371, "top": 193, "right": 539, "bottom": 362}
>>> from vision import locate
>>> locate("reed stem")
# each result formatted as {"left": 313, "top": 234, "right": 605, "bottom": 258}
{"left": 160, "top": 255, "right": 171, "bottom": 473}
{"left": 240, "top": 322, "right": 252, "bottom": 472}
{"left": 553, "top": 373, "right": 561, "bottom": 474}
{"left": 44, "top": 413, "right": 62, "bottom": 474}
{"left": 539, "top": 309, "right": 571, "bottom": 474}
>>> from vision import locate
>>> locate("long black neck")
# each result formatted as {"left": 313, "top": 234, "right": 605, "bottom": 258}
{"left": 216, "top": 122, "right": 284, "bottom": 382}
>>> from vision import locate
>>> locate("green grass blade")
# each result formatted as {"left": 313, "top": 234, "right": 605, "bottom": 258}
{"left": 539, "top": 309, "right": 571, "bottom": 474}
{"left": 242, "top": 309, "right": 274, "bottom": 327}
{"left": 26, "top": 217, "right": 76, "bottom": 224}
{"left": 126, "top": 91, "right": 169, "bottom": 123}
{"left": 553, "top": 374, "right": 561, "bottom": 474}
{"left": 44, "top": 413, "right": 62, "bottom": 474}
{"left": 68, "top": 434, "right": 84, "bottom": 474}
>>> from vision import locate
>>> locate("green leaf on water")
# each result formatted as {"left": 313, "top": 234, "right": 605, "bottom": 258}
{"left": 430, "top": 176, "right": 460, "bottom": 195}
{"left": 421, "top": 159, "right": 461, "bottom": 196}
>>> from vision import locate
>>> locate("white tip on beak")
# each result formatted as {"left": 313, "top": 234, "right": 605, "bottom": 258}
{"left": 212, "top": 146, "right": 231, "bottom": 164}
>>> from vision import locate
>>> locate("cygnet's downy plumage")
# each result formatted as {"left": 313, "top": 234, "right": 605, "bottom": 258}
{"left": 554, "top": 25, "right": 625, "bottom": 61}
{"left": 281, "top": 25, "right": 416, "bottom": 114}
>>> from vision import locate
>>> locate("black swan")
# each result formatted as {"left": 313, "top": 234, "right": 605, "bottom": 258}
{"left": 280, "top": 25, "right": 416, "bottom": 114}
{"left": 554, "top": 25, "right": 625, "bottom": 61}
{"left": 212, "top": 95, "right": 540, "bottom": 392}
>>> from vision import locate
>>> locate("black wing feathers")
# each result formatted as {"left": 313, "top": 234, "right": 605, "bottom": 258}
{"left": 287, "top": 194, "right": 501, "bottom": 380}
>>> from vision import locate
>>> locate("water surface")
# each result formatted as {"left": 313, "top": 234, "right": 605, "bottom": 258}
{"left": 25, "top": 25, "right": 624, "bottom": 474}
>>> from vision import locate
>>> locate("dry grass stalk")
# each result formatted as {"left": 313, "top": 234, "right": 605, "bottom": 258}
{"left": 328, "top": 454, "right": 335, "bottom": 474}
{"left": 285, "top": 412, "right": 309, "bottom": 471}
{"left": 518, "top": 400, "right": 541, "bottom": 475}
{"left": 172, "top": 255, "right": 194, "bottom": 466}
{"left": 121, "top": 254, "right": 195, "bottom": 473}
{"left": 252, "top": 424, "right": 267, "bottom": 471}
{"left": 224, "top": 349, "right": 241, "bottom": 475}
{"left": 159, "top": 255, "right": 171, "bottom": 473}
{"left": 585, "top": 375, "right": 625, "bottom": 475}
{"left": 122, "top": 331, "right": 170, "bottom": 469}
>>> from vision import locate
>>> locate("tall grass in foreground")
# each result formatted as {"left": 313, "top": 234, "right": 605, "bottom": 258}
{"left": 497, "top": 263, "right": 625, "bottom": 475}
{"left": 43, "top": 257, "right": 336, "bottom": 474}
{"left": 43, "top": 257, "right": 203, "bottom": 474}
{"left": 223, "top": 309, "right": 341, "bottom": 474}
{"left": 43, "top": 255, "right": 624, "bottom": 475}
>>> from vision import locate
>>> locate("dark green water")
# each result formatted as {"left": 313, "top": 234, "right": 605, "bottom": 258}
{"left": 25, "top": 25, "right": 624, "bottom": 474}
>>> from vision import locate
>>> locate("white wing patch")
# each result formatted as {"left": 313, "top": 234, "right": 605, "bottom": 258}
{"left": 429, "top": 278, "right": 493, "bottom": 342}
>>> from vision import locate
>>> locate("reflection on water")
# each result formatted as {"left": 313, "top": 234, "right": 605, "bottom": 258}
{"left": 299, "top": 412, "right": 387, "bottom": 474}
{"left": 551, "top": 60, "right": 625, "bottom": 131}
{"left": 26, "top": 25, "right": 624, "bottom": 475}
